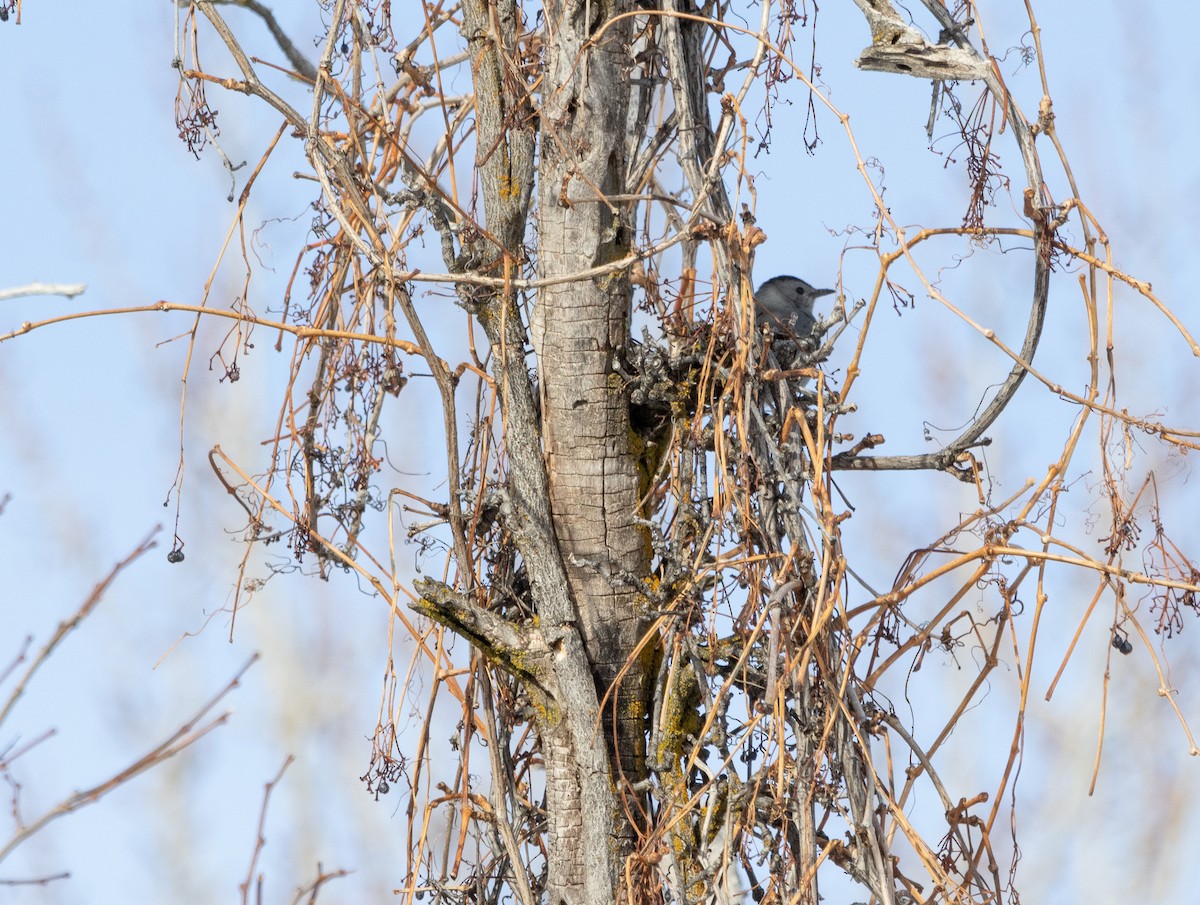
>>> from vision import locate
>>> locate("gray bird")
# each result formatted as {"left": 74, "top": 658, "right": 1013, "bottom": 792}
{"left": 753, "top": 275, "right": 834, "bottom": 340}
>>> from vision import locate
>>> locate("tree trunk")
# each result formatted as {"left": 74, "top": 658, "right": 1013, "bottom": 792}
{"left": 457, "top": 1, "right": 652, "bottom": 901}
{"left": 532, "top": 1, "right": 653, "bottom": 900}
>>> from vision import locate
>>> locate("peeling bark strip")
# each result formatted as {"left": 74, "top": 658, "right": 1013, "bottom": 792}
{"left": 532, "top": 1, "right": 654, "bottom": 901}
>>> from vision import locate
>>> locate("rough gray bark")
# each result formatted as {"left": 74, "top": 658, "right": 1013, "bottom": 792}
{"left": 530, "top": 0, "right": 653, "bottom": 898}
{"left": 452, "top": 1, "right": 652, "bottom": 901}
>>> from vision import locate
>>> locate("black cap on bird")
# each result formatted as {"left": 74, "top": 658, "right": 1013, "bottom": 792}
{"left": 753, "top": 275, "right": 834, "bottom": 340}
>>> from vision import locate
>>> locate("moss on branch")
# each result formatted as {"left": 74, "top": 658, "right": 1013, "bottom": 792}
{"left": 412, "top": 577, "right": 554, "bottom": 700}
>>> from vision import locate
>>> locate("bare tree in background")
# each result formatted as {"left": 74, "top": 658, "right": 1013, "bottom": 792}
{"left": 7, "top": 0, "right": 1200, "bottom": 903}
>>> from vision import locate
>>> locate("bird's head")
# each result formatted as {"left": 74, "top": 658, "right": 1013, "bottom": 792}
{"left": 753, "top": 275, "right": 834, "bottom": 338}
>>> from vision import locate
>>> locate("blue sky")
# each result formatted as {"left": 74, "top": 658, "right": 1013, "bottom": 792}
{"left": 2, "top": 2, "right": 1199, "bottom": 902}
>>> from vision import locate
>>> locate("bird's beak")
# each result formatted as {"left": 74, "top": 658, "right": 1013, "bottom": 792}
{"left": 813, "top": 288, "right": 835, "bottom": 298}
